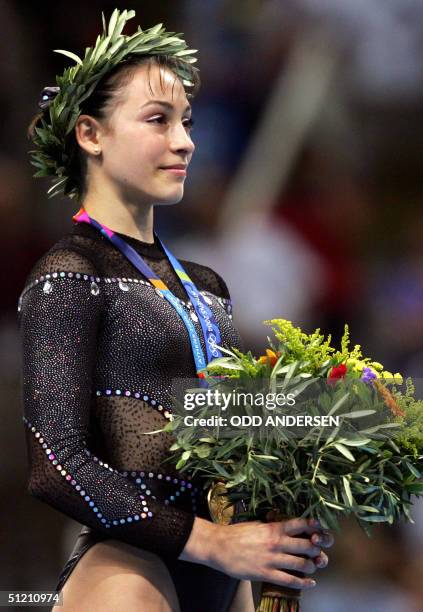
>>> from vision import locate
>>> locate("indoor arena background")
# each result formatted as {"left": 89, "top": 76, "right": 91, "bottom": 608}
{"left": 2, "top": 1, "right": 423, "bottom": 610}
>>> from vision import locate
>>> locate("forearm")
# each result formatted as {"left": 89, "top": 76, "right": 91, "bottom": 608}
{"left": 178, "top": 516, "right": 220, "bottom": 567}
{"left": 177, "top": 516, "right": 334, "bottom": 589}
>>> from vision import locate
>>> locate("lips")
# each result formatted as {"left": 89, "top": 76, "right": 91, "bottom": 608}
{"left": 160, "top": 164, "right": 187, "bottom": 170}
{"left": 160, "top": 164, "right": 187, "bottom": 177}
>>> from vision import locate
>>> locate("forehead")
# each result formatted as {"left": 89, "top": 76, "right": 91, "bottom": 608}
{"left": 122, "top": 63, "right": 189, "bottom": 107}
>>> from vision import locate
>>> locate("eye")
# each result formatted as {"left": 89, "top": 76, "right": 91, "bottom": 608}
{"left": 147, "top": 115, "right": 167, "bottom": 125}
{"left": 183, "top": 117, "right": 195, "bottom": 132}
{"left": 147, "top": 115, "right": 195, "bottom": 132}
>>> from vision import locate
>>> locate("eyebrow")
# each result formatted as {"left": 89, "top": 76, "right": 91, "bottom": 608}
{"left": 140, "top": 100, "right": 192, "bottom": 113}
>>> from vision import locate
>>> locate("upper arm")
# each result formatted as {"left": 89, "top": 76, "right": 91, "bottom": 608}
{"left": 18, "top": 247, "right": 196, "bottom": 558}
{"left": 18, "top": 247, "right": 104, "bottom": 467}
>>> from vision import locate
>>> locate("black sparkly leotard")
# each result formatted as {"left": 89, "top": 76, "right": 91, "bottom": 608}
{"left": 18, "top": 221, "right": 244, "bottom": 612}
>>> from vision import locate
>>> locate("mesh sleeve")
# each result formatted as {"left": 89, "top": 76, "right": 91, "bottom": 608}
{"left": 18, "top": 249, "right": 195, "bottom": 560}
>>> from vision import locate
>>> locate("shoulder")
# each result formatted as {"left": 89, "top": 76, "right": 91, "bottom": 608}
{"left": 18, "top": 231, "right": 104, "bottom": 321}
{"left": 21, "top": 229, "right": 101, "bottom": 289}
{"left": 17, "top": 232, "right": 105, "bottom": 323}
{"left": 179, "top": 259, "right": 231, "bottom": 301}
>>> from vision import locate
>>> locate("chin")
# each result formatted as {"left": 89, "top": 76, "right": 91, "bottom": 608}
{"left": 155, "top": 188, "right": 185, "bottom": 206}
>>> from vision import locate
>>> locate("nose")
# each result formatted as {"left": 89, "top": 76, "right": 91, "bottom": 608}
{"left": 169, "top": 122, "right": 195, "bottom": 156}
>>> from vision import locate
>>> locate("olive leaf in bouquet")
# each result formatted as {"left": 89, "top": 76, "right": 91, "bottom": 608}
{"left": 162, "top": 319, "right": 423, "bottom": 612}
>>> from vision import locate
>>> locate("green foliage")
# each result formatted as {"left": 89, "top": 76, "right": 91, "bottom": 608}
{"left": 264, "top": 319, "right": 336, "bottom": 375}
{"left": 29, "top": 9, "right": 198, "bottom": 200}
{"left": 204, "top": 347, "right": 273, "bottom": 381}
{"left": 392, "top": 383, "right": 423, "bottom": 455}
{"left": 163, "top": 322, "right": 423, "bottom": 535}
{"left": 166, "top": 386, "right": 422, "bottom": 533}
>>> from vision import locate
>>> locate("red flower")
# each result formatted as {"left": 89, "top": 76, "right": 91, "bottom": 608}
{"left": 197, "top": 372, "right": 206, "bottom": 379}
{"left": 328, "top": 364, "right": 347, "bottom": 384}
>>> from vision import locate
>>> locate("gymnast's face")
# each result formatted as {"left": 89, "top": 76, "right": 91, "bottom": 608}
{"left": 80, "top": 62, "right": 195, "bottom": 206}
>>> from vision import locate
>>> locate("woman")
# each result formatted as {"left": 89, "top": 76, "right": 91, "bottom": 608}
{"left": 20, "top": 10, "right": 333, "bottom": 611}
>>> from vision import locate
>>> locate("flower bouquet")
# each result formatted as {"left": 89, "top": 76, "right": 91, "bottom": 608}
{"left": 162, "top": 320, "right": 423, "bottom": 612}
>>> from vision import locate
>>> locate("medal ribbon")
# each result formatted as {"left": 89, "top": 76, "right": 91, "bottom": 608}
{"left": 72, "top": 207, "right": 223, "bottom": 374}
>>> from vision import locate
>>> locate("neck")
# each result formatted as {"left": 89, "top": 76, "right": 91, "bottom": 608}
{"left": 81, "top": 193, "right": 155, "bottom": 244}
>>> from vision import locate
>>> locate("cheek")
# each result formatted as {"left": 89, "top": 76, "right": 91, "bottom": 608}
{"left": 106, "top": 142, "right": 154, "bottom": 176}
{"left": 125, "top": 137, "right": 164, "bottom": 168}
{"left": 103, "top": 124, "right": 167, "bottom": 178}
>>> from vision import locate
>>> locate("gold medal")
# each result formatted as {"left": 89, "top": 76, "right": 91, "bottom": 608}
{"left": 207, "top": 481, "right": 234, "bottom": 525}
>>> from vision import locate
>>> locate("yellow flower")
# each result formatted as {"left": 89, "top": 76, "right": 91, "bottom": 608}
{"left": 347, "top": 358, "right": 367, "bottom": 373}
{"left": 382, "top": 370, "right": 394, "bottom": 380}
{"left": 370, "top": 361, "right": 384, "bottom": 372}
{"left": 393, "top": 373, "right": 403, "bottom": 385}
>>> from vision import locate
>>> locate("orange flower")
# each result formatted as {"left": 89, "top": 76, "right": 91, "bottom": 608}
{"left": 373, "top": 379, "right": 405, "bottom": 418}
{"left": 258, "top": 349, "right": 281, "bottom": 368}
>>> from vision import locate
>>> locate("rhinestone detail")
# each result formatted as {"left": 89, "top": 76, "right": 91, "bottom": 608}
{"left": 22, "top": 416, "right": 153, "bottom": 526}
{"left": 20, "top": 272, "right": 228, "bottom": 311}
{"left": 42, "top": 280, "right": 53, "bottom": 294}
{"left": 90, "top": 281, "right": 100, "bottom": 296}
{"left": 95, "top": 389, "right": 172, "bottom": 421}
{"left": 126, "top": 471, "right": 199, "bottom": 514}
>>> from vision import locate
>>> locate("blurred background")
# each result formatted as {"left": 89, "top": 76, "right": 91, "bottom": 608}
{"left": 2, "top": 0, "right": 423, "bottom": 610}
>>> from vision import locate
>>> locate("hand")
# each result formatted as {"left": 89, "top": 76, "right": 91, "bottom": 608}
{"left": 180, "top": 517, "right": 334, "bottom": 590}
{"left": 310, "top": 528, "right": 334, "bottom": 569}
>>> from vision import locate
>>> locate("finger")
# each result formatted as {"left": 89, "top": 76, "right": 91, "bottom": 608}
{"left": 313, "top": 551, "right": 329, "bottom": 569}
{"left": 283, "top": 518, "right": 321, "bottom": 537}
{"left": 311, "top": 530, "right": 335, "bottom": 549}
{"left": 280, "top": 536, "right": 321, "bottom": 558}
{"left": 272, "top": 553, "right": 317, "bottom": 575}
{"left": 266, "top": 570, "right": 316, "bottom": 590}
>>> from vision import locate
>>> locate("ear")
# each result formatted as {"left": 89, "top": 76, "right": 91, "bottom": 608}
{"left": 75, "top": 114, "right": 104, "bottom": 157}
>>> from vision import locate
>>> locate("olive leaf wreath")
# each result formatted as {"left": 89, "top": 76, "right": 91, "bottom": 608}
{"left": 29, "top": 8, "right": 198, "bottom": 200}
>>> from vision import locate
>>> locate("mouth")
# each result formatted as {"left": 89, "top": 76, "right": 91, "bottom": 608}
{"left": 160, "top": 166, "right": 187, "bottom": 177}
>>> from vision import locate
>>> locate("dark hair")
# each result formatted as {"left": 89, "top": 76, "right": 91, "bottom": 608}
{"left": 28, "top": 55, "right": 200, "bottom": 200}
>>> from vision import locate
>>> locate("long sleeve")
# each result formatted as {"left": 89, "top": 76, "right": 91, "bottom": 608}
{"left": 18, "top": 249, "right": 195, "bottom": 560}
